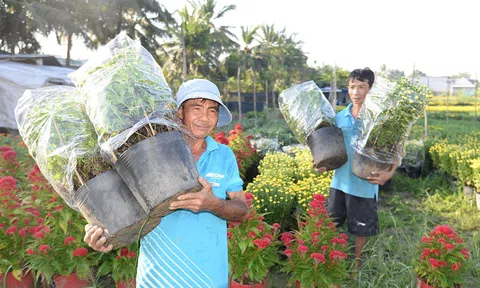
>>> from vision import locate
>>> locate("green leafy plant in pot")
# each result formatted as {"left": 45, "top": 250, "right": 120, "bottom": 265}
{"left": 279, "top": 81, "right": 347, "bottom": 171}
{"left": 15, "top": 86, "right": 159, "bottom": 249}
{"left": 351, "top": 77, "right": 431, "bottom": 179}
{"left": 69, "top": 32, "right": 202, "bottom": 219}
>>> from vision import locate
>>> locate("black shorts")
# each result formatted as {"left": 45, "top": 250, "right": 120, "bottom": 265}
{"left": 327, "top": 188, "right": 379, "bottom": 237}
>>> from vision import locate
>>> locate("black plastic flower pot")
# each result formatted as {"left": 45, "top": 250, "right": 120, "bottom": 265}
{"left": 73, "top": 169, "right": 160, "bottom": 249}
{"left": 115, "top": 130, "right": 202, "bottom": 218}
{"left": 306, "top": 126, "right": 347, "bottom": 171}
{"left": 352, "top": 152, "right": 393, "bottom": 180}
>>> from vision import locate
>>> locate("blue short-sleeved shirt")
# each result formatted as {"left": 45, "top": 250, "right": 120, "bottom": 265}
{"left": 330, "top": 104, "right": 378, "bottom": 199}
{"left": 137, "top": 136, "right": 244, "bottom": 288}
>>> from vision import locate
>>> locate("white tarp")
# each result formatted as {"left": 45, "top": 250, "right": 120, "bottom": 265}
{"left": 0, "top": 61, "right": 75, "bottom": 129}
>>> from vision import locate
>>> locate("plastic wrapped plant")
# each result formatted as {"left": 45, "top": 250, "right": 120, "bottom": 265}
{"left": 69, "top": 32, "right": 179, "bottom": 163}
{"left": 351, "top": 77, "right": 431, "bottom": 178}
{"left": 279, "top": 81, "right": 346, "bottom": 170}
{"left": 15, "top": 86, "right": 110, "bottom": 208}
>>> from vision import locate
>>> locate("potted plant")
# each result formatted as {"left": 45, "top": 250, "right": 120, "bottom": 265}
{"left": 402, "top": 139, "right": 425, "bottom": 178}
{"left": 15, "top": 86, "right": 159, "bottom": 248}
{"left": 96, "top": 244, "right": 138, "bottom": 288}
{"left": 413, "top": 225, "right": 470, "bottom": 288}
{"left": 280, "top": 194, "right": 349, "bottom": 288}
{"left": 228, "top": 193, "right": 281, "bottom": 287}
{"left": 69, "top": 32, "right": 202, "bottom": 218}
{"left": 351, "top": 77, "right": 431, "bottom": 179}
{"left": 279, "top": 81, "right": 347, "bottom": 170}
{"left": 25, "top": 202, "right": 94, "bottom": 287}
{"left": 0, "top": 175, "right": 35, "bottom": 288}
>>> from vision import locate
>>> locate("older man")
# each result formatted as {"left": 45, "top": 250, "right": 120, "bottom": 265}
{"left": 84, "top": 79, "right": 249, "bottom": 288}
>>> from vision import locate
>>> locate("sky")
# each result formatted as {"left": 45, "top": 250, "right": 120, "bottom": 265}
{"left": 39, "top": 0, "right": 480, "bottom": 78}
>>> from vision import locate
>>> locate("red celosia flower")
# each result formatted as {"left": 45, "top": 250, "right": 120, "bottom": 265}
{"left": 253, "top": 238, "right": 270, "bottom": 249}
{"left": 451, "top": 262, "right": 461, "bottom": 271}
{"left": 272, "top": 223, "right": 280, "bottom": 231}
{"left": 263, "top": 234, "right": 273, "bottom": 241}
{"left": 19, "top": 227, "right": 28, "bottom": 237}
{"left": 5, "top": 225, "right": 18, "bottom": 235}
{"left": 283, "top": 249, "right": 294, "bottom": 258}
{"left": 227, "top": 231, "right": 232, "bottom": 239}
{"left": 248, "top": 231, "right": 256, "bottom": 238}
{"left": 72, "top": 247, "right": 89, "bottom": 257}
{"left": 234, "top": 124, "right": 243, "bottom": 131}
{"left": 455, "top": 237, "right": 464, "bottom": 244}
{"left": 435, "top": 225, "right": 453, "bottom": 235}
{"left": 256, "top": 225, "right": 264, "bottom": 233}
{"left": 257, "top": 215, "right": 264, "bottom": 221}
{"left": 121, "top": 247, "right": 129, "bottom": 257}
{"left": 321, "top": 245, "right": 329, "bottom": 252}
{"left": 0, "top": 146, "right": 13, "bottom": 153}
{"left": 281, "top": 232, "right": 294, "bottom": 246}
{"left": 297, "top": 245, "right": 309, "bottom": 256}
{"left": 460, "top": 248, "right": 470, "bottom": 259}
{"left": 64, "top": 236, "right": 76, "bottom": 245}
{"left": 128, "top": 251, "right": 136, "bottom": 258}
{"left": 431, "top": 249, "right": 442, "bottom": 256}
{"left": 38, "top": 244, "right": 50, "bottom": 255}
{"left": 26, "top": 248, "right": 35, "bottom": 255}
{"left": 310, "top": 253, "right": 326, "bottom": 264}
{"left": 0, "top": 176, "right": 17, "bottom": 190}
{"left": 313, "top": 194, "right": 326, "bottom": 203}
{"left": 3, "top": 150, "right": 17, "bottom": 162}
{"left": 244, "top": 193, "right": 254, "bottom": 207}
{"left": 329, "top": 250, "right": 347, "bottom": 261}
{"left": 443, "top": 243, "right": 455, "bottom": 250}
{"left": 421, "top": 236, "right": 433, "bottom": 243}
{"left": 33, "top": 231, "right": 45, "bottom": 239}
{"left": 55, "top": 205, "right": 63, "bottom": 211}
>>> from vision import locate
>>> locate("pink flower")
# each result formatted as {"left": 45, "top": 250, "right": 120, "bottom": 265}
{"left": 3, "top": 150, "right": 17, "bottom": 162}
{"left": 272, "top": 223, "right": 281, "bottom": 231}
{"left": 33, "top": 231, "right": 45, "bottom": 239}
{"left": 5, "top": 225, "right": 18, "bottom": 235}
{"left": 0, "top": 176, "right": 17, "bottom": 190}
{"left": 227, "top": 232, "right": 232, "bottom": 239}
{"left": 460, "top": 248, "right": 470, "bottom": 259}
{"left": 329, "top": 250, "right": 347, "bottom": 261}
{"left": 121, "top": 247, "right": 129, "bottom": 257}
{"left": 443, "top": 243, "right": 455, "bottom": 250}
{"left": 26, "top": 248, "right": 35, "bottom": 255}
{"left": 19, "top": 227, "right": 28, "bottom": 237}
{"left": 253, "top": 238, "right": 270, "bottom": 249}
{"left": 64, "top": 236, "right": 76, "bottom": 245}
{"left": 297, "top": 245, "right": 309, "bottom": 256}
{"left": 451, "top": 262, "right": 461, "bottom": 271}
{"left": 72, "top": 247, "right": 89, "bottom": 257}
{"left": 435, "top": 225, "right": 453, "bottom": 235}
{"left": 248, "top": 231, "right": 256, "bottom": 238}
{"left": 310, "top": 253, "right": 326, "bottom": 264}
{"left": 421, "top": 236, "right": 433, "bottom": 243}
{"left": 283, "top": 249, "right": 294, "bottom": 258}
{"left": 38, "top": 244, "right": 50, "bottom": 255}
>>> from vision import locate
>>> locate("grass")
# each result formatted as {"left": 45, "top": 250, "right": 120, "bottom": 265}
{"left": 266, "top": 172, "right": 480, "bottom": 287}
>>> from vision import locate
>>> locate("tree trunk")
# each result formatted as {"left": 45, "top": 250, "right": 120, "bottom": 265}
{"left": 271, "top": 79, "right": 276, "bottom": 109}
{"left": 265, "top": 79, "right": 268, "bottom": 110}
{"left": 66, "top": 32, "right": 73, "bottom": 67}
{"left": 252, "top": 69, "right": 257, "bottom": 126}
{"left": 116, "top": 6, "right": 123, "bottom": 34}
{"left": 181, "top": 26, "right": 188, "bottom": 81}
{"left": 237, "top": 67, "right": 242, "bottom": 125}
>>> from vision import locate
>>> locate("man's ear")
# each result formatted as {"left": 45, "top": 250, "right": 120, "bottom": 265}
{"left": 177, "top": 107, "right": 184, "bottom": 121}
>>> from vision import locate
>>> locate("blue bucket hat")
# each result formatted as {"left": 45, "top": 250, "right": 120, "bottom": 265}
{"left": 176, "top": 79, "right": 232, "bottom": 127}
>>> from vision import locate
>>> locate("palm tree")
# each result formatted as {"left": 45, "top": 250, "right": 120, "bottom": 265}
{"left": 239, "top": 25, "right": 259, "bottom": 124}
{"left": 161, "top": 0, "right": 238, "bottom": 86}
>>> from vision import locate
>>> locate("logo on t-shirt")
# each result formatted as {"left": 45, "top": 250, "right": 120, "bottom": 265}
{"left": 205, "top": 172, "right": 225, "bottom": 179}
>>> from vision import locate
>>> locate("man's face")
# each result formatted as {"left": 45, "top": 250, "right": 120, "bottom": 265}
{"left": 348, "top": 79, "right": 370, "bottom": 105}
{"left": 179, "top": 98, "right": 219, "bottom": 139}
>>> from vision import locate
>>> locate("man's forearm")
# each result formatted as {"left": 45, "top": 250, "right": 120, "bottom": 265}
{"left": 210, "top": 198, "right": 249, "bottom": 222}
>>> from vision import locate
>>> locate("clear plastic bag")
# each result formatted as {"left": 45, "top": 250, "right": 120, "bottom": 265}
{"left": 68, "top": 33, "right": 178, "bottom": 163}
{"left": 15, "top": 86, "right": 109, "bottom": 209}
{"left": 351, "top": 77, "right": 431, "bottom": 164}
{"left": 278, "top": 81, "right": 336, "bottom": 144}
{"left": 402, "top": 139, "right": 425, "bottom": 168}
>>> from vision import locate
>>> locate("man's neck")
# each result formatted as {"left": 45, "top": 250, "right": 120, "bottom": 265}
{"left": 350, "top": 103, "right": 362, "bottom": 120}
{"left": 186, "top": 136, "right": 207, "bottom": 161}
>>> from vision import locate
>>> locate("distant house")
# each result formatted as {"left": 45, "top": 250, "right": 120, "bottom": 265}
{"left": 0, "top": 54, "right": 76, "bottom": 132}
{"left": 414, "top": 76, "right": 476, "bottom": 96}
{"left": 321, "top": 87, "right": 350, "bottom": 105}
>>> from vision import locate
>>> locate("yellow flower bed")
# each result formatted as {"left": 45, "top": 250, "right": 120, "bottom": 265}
{"left": 426, "top": 106, "right": 478, "bottom": 113}
{"left": 246, "top": 148, "right": 332, "bottom": 229}
{"left": 429, "top": 133, "right": 480, "bottom": 187}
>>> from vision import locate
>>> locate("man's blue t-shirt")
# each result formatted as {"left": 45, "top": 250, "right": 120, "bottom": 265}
{"left": 330, "top": 104, "right": 378, "bottom": 199}
{"left": 137, "top": 136, "right": 243, "bottom": 288}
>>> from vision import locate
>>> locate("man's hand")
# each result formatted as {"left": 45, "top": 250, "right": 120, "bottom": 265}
{"left": 84, "top": 224, "right": 113, "bottom": 253}
{"left": 367, "top": 170, "right": 394, "bottom": 185}
{"left": 312, "top": 161, "right": 327, "bottom": 174}
{"left": 169, "top": 177, "right": 221, "bottom": 213}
